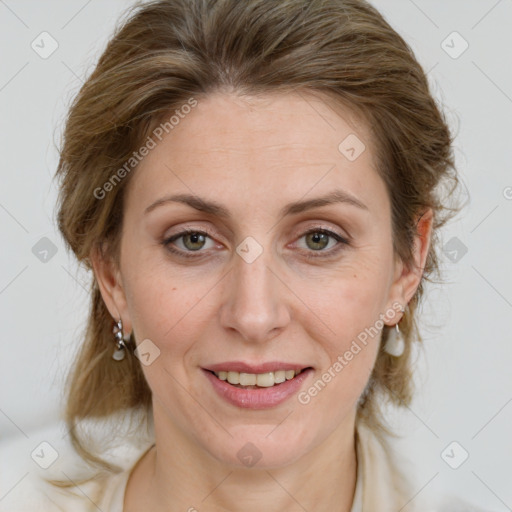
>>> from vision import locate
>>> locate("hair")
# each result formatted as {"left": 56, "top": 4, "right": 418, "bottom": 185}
{"left": 50, "top": 0, "right": 463, "bottom": 488}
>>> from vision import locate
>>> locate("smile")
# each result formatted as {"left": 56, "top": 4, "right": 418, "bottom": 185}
{"left": 202, "top": 367, "right": 314, "bottom": 409}
{"left": 212, "top": 369, "right": 306, "bottom": 388}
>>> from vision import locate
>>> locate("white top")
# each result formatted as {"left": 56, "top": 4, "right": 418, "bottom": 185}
{"left": 0, "top": 421, "right": 487, "bottom": 511}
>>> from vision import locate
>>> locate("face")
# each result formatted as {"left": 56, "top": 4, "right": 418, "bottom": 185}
{"left": 95, "top": 90, "right": 426, "bottom": 469}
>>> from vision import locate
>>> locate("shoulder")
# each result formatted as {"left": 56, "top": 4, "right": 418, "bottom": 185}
{"left": 0, "top": 470, "right": 54, "bottom": 512}
{"left": 0, "top": 464, "right": 130, "bottom": 512}
{"left": 0, "top": 420, "right": 153, "bottom": 512}
{"left": 354, "top": 422, "right": 493, "bottom": 512}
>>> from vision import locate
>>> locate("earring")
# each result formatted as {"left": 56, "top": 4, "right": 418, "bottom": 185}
{"left": 384, "top": 306, "right": 406, "bottom": 357}
{"left": 112, "top": 318, "right": 131, "bottom": 361}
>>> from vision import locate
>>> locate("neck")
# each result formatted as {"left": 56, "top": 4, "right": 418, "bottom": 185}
{"left": 125, "top": 409, "right": 358, "bottom": 512}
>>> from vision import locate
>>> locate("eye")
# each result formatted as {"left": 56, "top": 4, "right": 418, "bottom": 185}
{"left": 296, "top": 228, "right": 349, "bottom": 258}
{"left": 162, "top": 227, "right": 349, "bottom": 260}
{"left": 163, "top": 229, "right": 216, "bottom": 257}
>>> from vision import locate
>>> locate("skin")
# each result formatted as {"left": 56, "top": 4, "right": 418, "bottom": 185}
{"left": 92, "top": 90, "right": 433, "bottom": 512}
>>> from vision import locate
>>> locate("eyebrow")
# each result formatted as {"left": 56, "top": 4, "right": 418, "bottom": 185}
{"left": 144, "top": 189, "right": 369, "bottom": 218}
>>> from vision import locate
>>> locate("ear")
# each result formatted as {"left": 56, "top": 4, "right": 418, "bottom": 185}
{"left": 386, "top": 207, "right": 434, "bottom": 320}
{"left": 90, "top": 244, "right": 133, "bottom": 336}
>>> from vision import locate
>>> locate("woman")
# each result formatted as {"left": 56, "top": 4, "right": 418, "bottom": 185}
{"left": 4, "top": 0, "right": 485, "bottom": 510}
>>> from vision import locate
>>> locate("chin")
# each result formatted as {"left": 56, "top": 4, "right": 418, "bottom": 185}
{"left": 205, "top": 422, "right": 318, "bottom": 470}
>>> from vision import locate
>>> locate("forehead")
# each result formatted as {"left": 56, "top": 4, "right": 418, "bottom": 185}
{"left": 126, "top": 90, "right": 387, "bottom": 218}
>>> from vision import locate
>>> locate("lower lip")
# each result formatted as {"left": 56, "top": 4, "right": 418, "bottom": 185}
{"left": 202, "top": 368, "right": 313, "bottom": 409}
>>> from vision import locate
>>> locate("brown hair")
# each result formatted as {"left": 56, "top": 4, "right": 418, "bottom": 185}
{"left": 51, "top": 0, "right": 462, "bottom": 487}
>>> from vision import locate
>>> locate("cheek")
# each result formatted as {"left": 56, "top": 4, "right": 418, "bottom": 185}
{"left": 293, "top": 265, "right": 386, "bottom": 398}
{"left": 299, "top": 260, "right": 390, "bottom": 340}
{"left": 122, "top": 256, "right": 216, "bottom": 347}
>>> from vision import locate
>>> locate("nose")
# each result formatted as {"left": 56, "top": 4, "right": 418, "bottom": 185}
{"left": 219, "top": 246, "right": 290, "bottom": 344}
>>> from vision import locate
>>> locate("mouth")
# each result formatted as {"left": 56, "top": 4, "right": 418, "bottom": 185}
{"left": 201, "top": 362, "right": 315, "bottom": 409}
{"left": 206, "top": 368, "right": 312, "bottom": 389}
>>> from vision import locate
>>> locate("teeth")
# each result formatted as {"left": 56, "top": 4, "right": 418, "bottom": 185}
{"left": 285, "top": 370, "right": 295, "bottom": 380}
{"left": 213, "top": 369, "right": 305, "bottom": 387}
{"left": 256, "top": 373, "right": 273, "bottom": 387}
{"left": 274, "top": 370, "right": 286, "bottom": 384}
{"left": 227, "top": 371, "right": 239, "bottom": 384}
{"left": 239, "top": 373, "right": 257, "bottom": 386}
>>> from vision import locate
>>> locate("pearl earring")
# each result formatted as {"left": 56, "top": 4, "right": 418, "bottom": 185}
{"left": 384, "top": 306, "right": 406, "bottom": 357}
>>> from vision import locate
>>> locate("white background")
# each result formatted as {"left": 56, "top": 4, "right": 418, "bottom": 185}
{"left": 0, "top": 0, "right": 511, "bottom": 510}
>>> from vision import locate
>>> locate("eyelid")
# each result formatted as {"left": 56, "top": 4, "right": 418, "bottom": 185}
{"left": 290, "top": 226, "right": 350, "bottom": 258}
{"left": 163, "top": 226, "right": 214, "bottom": 240}
{"left": 162, "top": 224, "right": 350, "bottom": 259}
{"left": 294, "top": 224, "right": 350, "bottom": 243}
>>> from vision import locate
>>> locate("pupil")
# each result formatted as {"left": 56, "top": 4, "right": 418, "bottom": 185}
{"left": 308, "top": 232, "right": 328, "bottom": 250}
{"left": 186, "top": 233, "right": 204, "bottom": 250}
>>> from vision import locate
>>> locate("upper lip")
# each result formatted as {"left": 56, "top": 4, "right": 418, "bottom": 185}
{"left": 204, "top": 361, "right": 312, "bottom": 374}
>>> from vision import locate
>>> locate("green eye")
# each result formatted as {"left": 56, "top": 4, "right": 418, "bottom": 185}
{"left": 163, "top": 229, "right": 215, "bottom": 257}
{"left": 181, "top": 232, "right": 207, "bottom": 251}
{"left": 163, "top": 227, "right": 350, "bottom": 260}
{"left": 298, "top": 228, "right": 350, "bottom": 259}
{"left": 304, "top": 232, "right": 331, "bottom": 251}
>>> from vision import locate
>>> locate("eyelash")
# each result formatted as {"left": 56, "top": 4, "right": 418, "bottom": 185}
{"left": 300, "top": 228, "right": 350, "bottom": 260}
{"left": 162, "top": 227, "right": 350, "bottom": 260}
